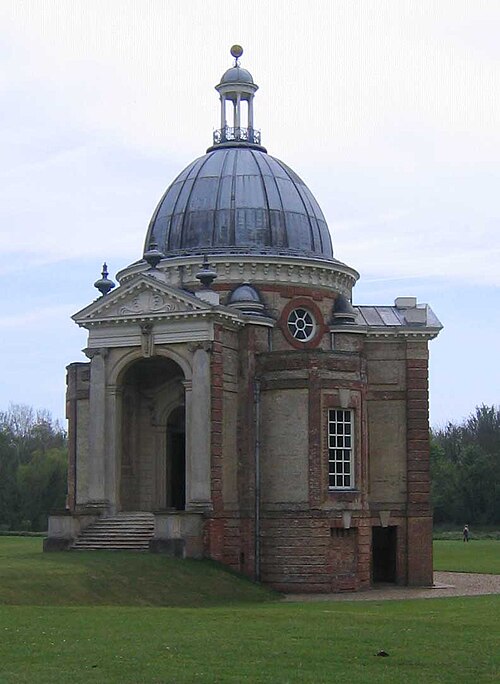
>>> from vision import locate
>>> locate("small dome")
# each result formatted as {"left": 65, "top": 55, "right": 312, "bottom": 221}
{"left": 331, "top": 295, "right": 357, "bottom": 325}
{"left": 227, "top": 284, "right": 265, "bottom": 316}
{"left": 220, "top": 66, "right": 254, "bottom": 85}
{"left": 228, "top": 284, "right": 262, "bottom": 304}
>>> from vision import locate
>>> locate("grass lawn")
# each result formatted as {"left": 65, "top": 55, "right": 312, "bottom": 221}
{"left": 0, "top": 598, "right": 499, "bottom": 683}
{"left": 0, "top": 537, "right": 499, "bottom": 683}
{"left": 433, "top": 539, "right": 500, "bottom": 574}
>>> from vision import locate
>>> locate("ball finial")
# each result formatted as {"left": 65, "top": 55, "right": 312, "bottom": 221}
{"left": 230, "top": 44, "right": 243, "bottom": 65}
{"left": 230, "top": 45, "right": 243, "bottom": 58}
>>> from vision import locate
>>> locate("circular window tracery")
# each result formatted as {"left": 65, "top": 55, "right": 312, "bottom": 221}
{"left": 287, "top": 308, "right": 316, "bottom": 342}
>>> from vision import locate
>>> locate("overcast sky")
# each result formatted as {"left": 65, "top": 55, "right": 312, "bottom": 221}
{"left": 1, "top": 0, "right": 499, "bottom": 426}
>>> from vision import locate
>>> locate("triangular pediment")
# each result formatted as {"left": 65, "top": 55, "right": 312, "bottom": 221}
{"left": 73, "top": 274, "right": 213, "bottom": 326}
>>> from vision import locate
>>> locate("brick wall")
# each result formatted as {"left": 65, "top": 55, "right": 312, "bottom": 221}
{"left": 260, "top": 513, "right": 363, "bottom": 592}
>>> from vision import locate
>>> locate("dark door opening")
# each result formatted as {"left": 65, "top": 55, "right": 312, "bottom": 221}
{"left": 167, "top": 406, "right": 185, "bottom": 511}
{"left": 372, "top": 526, "right": 397, "bottom": 583}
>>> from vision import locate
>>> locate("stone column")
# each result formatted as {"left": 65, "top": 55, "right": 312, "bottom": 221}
{"left": 220, "top": 95, "right": 226, "bottom": 130}
{"left": 248, "top": 94, "right": 254, "bottom": 130}
{"left": 84, "top": 348, "right": 109, "bottom": 511}
{"left": 235, "top": 93, "right": 241, "bottom": 129}
{"left": 185, "top": 344, "right": 212, "bottom": 511}
{"left": 104, "top": 384, "right": 122, "bottom": 513}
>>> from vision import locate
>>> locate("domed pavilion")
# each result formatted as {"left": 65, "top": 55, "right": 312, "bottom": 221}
{"left": 46, "top": 47, "right": 442, "bottom": 593}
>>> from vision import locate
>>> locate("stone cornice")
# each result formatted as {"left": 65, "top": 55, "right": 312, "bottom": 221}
{"left": 81, "top": 308, "right": 245, "bottom": 328}
{"left": 116, "top": 254, "right": 359, "bottom": 296}
{"left": 329, "top": 325, "right": 442, "bottom": 340}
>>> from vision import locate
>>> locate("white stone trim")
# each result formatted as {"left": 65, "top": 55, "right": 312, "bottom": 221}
{"left": 329, "top": 325, "right": 441, "bottom": 340}
{"left": 117, "top": 254, "right": 359, "bottom": 295}
{"left": 106, "top": 346, "right": 193, "bottom": 386}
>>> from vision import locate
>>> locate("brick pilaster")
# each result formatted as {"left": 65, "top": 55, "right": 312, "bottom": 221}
{"left": 406, "top": 349, "right": 433, "bottom": 585}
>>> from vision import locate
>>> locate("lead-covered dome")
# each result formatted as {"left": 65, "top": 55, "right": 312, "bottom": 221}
{"left": 220, "top": 66, "right": 254, "bottom": 84}
{"left": 145, "top": 147, "right": 334, "bottom": 261}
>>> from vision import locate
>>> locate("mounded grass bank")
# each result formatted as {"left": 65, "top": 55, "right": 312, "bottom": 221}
{"left": 0, "top": 597, "right": 499, "bottom": 683}
{"left": 0, "top": 537, "right": 278, "bottom": 607}
{"left": 3, "top": 537, "right": 499, "bottom": 608}
{"left": 433, "top": 539, "right": 500, "bottom": 574}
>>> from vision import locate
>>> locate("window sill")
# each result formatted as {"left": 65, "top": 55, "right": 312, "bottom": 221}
{"left": 327, "top": 489, "right": 360, "bottom": 499}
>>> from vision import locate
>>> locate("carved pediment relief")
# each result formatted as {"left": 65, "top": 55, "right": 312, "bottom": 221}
{"left": 73, "top": 275, "right": 211, "bottom": 326}
{"left": 117, "top": 290, "right": 178, "bottom": 316}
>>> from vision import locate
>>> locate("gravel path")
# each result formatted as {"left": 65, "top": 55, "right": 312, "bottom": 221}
{"left": 283, "top": 572, "right": 500, "bottom": 602}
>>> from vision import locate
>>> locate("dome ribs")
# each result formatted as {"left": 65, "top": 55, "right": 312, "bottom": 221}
{"left": 143, "top": 161, "right": 194, "bottom": 255}
{"left": 146, "top": 148, "right": 334, "bottom": 261}
{"left": 166, "top": 156, "right": 205, "bottom": 253}
{"left": 250, "top": 149, "right": 273, "bottom": 248}
{"left": 211, "top": 149, "right": 230, "bottom": 247}
{"left": 228, "top": 148, "right": 238, "bottom": 248}
{"left": 293, "top": 181, "right": 328, "bottom": 258}
{"left": 256, "top": 152, "right": 289, "bottom": 252}
{"left": 274, "top": 158, "right": 316, "bottom": 255}
{"left": 178, "top": 153, "right": 214, "bottom": 250}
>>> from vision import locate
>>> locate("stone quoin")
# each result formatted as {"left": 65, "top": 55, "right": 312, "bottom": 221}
{"left": 45, "top": 46, "right": 442, "bottom": 592}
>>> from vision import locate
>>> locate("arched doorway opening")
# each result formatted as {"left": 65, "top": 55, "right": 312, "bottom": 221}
{"left": 120, "top": 356, "right": 185, "bottom": 512}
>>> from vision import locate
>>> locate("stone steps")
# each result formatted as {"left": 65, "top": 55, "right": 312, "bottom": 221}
{"left": 71, "top": 512, "right": 155, "bottom": 552}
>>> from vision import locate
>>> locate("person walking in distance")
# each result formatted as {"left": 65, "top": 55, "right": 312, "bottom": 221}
{"left": 463, "top": 524, "right": 470, "bottom": 542}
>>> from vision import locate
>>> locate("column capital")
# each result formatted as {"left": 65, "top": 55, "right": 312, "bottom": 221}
{"left": 187, "top": 341, "right": 213, "bottom": 354}
{"left": 84, "top": 347, "right": 109, "bottom": 360}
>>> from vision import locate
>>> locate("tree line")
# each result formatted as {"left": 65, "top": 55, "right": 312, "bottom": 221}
{"left": 0, "top": 404, "right": 67, "bottom": 532}
{"left": 431, "top": 405, "right": 500, "bottom": 525}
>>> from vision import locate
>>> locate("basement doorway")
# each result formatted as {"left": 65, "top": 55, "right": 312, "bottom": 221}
{"left": 372, "top": 526, "right": 397, "bottom": 583}
{"left": 167, "top": 405, "right": 186, "bottom": 511}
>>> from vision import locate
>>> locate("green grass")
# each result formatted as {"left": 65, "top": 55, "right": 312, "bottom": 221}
{"left": 0, "top": 537, "right": 278, "bottom": 607}
{"left": 433, "top": 539, "right": 500, "bottom": 574}
{"left": 0, "top": 537, "right": 499, "bottom": 682}
{"left": 0, "top": 598, "right": 499, "bottom": 683}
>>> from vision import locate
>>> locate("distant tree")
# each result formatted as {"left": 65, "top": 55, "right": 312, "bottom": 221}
{"left": 462, "top": 405, "right": 500, "bottom": 456}
{"left": 17, "top": 447, "right": 67, "bottom": 531}
{"left": 0, "top": 404, "right": 67, "bottom": 531}
{"left": 0, "top": 431, "right": 20, "bottom": 530}
{"left": 431, "top": 405, "right": 500, "bottom": 525}
{"left": 430, "top": 440, "right": 459, "bottom": 524}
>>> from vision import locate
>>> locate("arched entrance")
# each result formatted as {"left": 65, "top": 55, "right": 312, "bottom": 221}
{"left": 119, "top": 356, "right": 185, "bottom": 512}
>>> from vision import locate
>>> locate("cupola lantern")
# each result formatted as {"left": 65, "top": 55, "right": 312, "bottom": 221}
{"left": 211, "top": 45, "right": 264, "bottom": 149}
